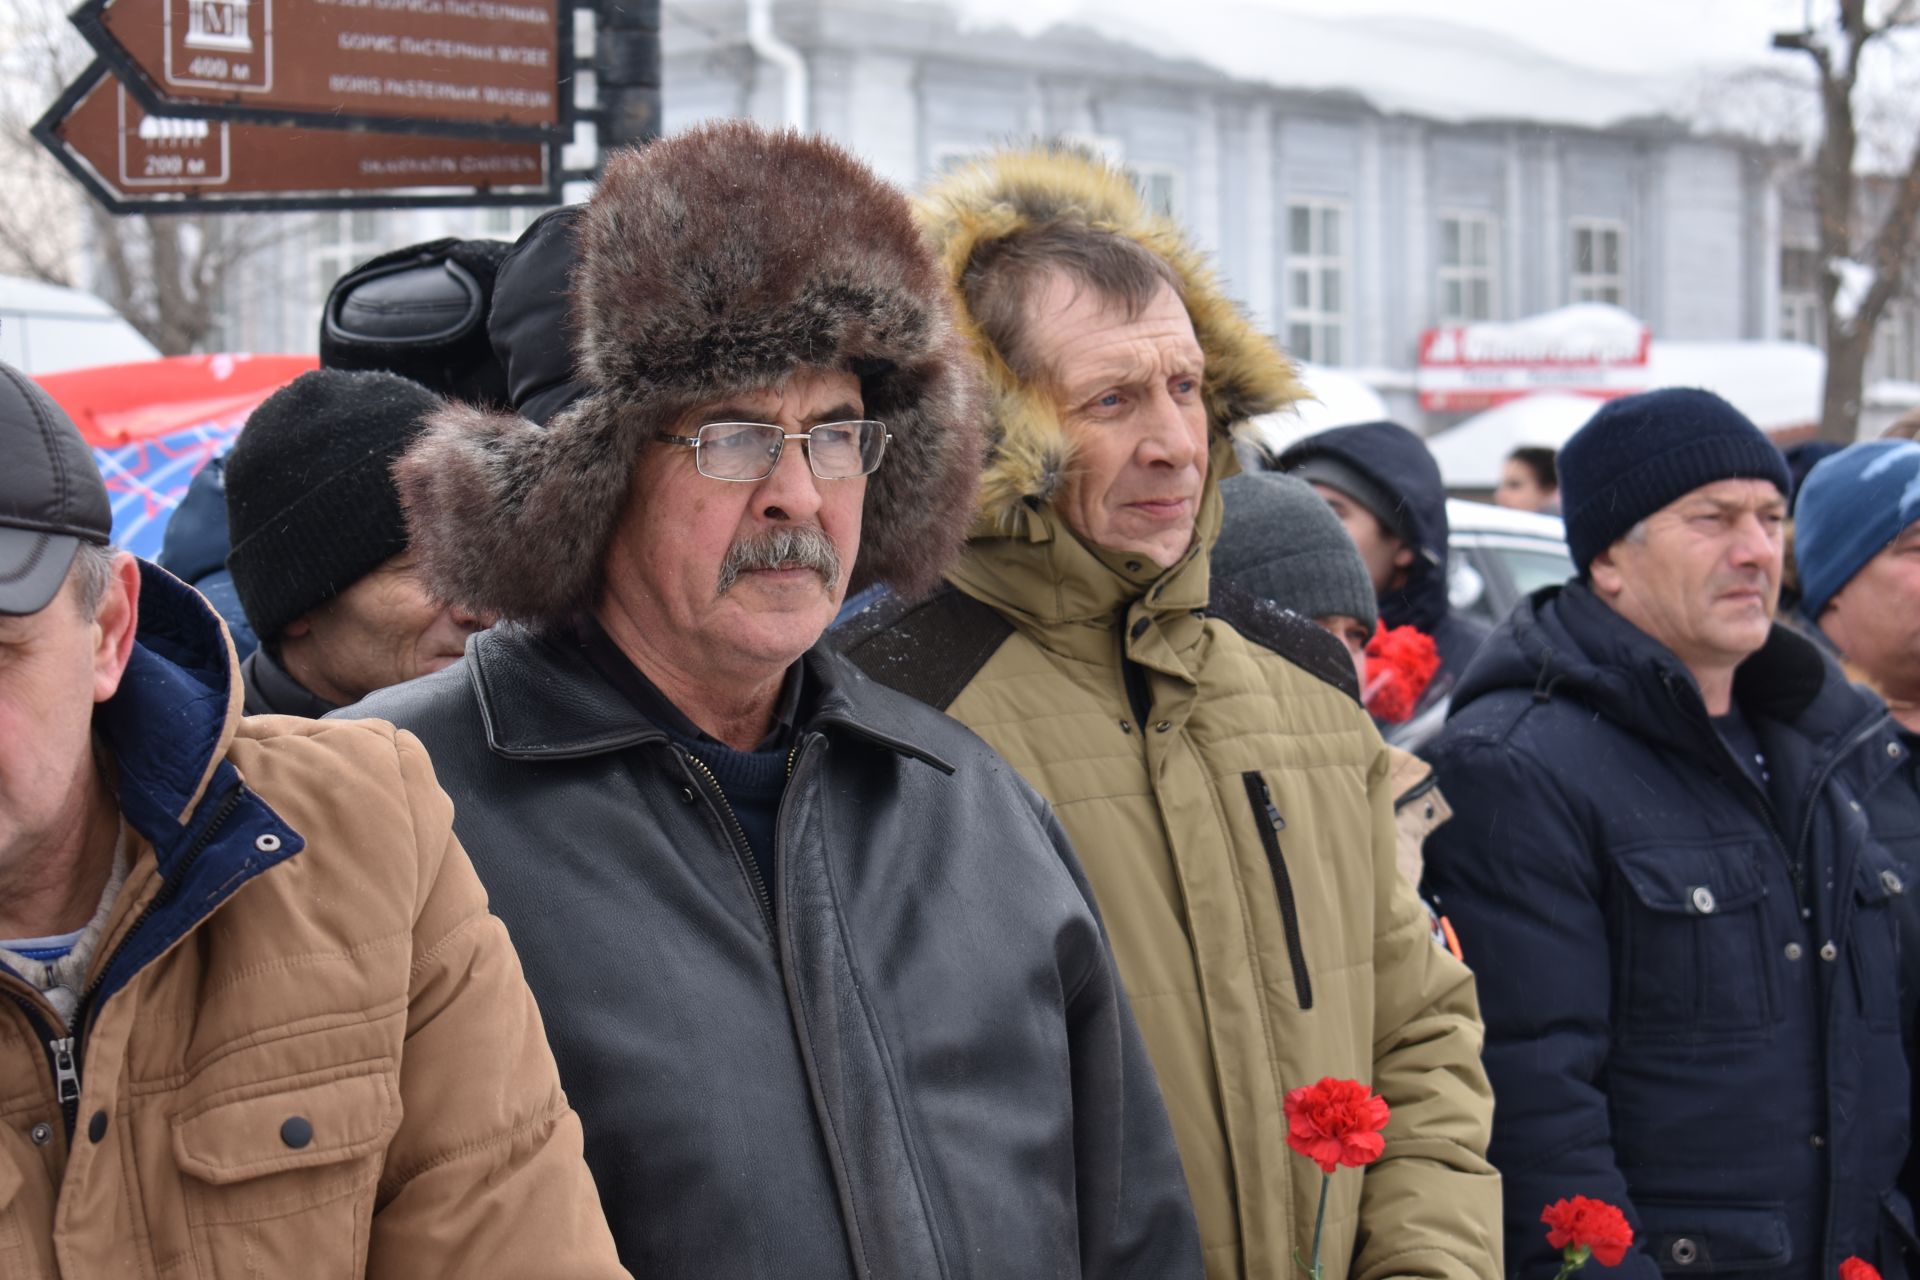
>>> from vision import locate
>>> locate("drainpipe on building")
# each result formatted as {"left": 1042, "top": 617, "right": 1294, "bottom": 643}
{"left": 746, "top": 0, "right": 808, "bottom": 132}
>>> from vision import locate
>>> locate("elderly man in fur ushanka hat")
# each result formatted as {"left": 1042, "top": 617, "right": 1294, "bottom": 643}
{"left": 837, "top": 147, "right": 1501, "bottom": 1280}
{"left": 336, "top": 122, "right": 1201, "bottom": 1279}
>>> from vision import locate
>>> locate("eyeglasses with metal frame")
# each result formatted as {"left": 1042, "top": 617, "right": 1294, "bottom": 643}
{"left": 655, "top": 420, "right": 892, "bottom": 482}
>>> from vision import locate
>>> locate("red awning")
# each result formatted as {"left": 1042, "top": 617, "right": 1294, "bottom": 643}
{"left": 35, "top": 353, "right": 317, "bottom": 448}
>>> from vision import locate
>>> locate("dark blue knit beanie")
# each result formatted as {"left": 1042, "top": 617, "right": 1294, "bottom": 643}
{"left": 1559, "top": 388, "right": 1790, "bottom": 573}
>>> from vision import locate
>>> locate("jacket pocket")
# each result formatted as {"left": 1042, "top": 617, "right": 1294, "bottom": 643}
{"left": 171, "top": 1059, "right": 399, "bottom": 1280}
{"left": 1611, "top": 841, "right": 1772, "bottom": 1039}
{"left": 1635, "top": 1200, "right": 1792, "bottom": 1274}
{"left": 1851, "top": 846, "right": 1908, "bottom": 1034}
{"left": 1242, "top": 772, "right": 1312, "bottom": 1010}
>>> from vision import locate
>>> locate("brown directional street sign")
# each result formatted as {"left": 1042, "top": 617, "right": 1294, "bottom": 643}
{"left": 74, "top": 0, "right": 567, "bottom": 139}
{"left": 36, "top": 60, "right": 559, "bottom": 213}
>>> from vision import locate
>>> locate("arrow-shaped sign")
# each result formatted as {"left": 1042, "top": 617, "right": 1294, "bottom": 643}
{"left": 73, "top": 0, "right": 568, "bottom": 139}
{"left": 36, "top": 60, "right": 558, "bottom": 213}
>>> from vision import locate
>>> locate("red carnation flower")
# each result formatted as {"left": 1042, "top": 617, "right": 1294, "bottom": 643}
{"left": 1840, "top": 1258, "right": 1882, "bottom": 1280}
{"left": 1363, "top": 622, "right": 1441, "bottom": 723}
{"left": 1283, "top": 1078, "right": 1390, "bottom": 1175}
{"left": 1541, "top": 1196, "right": 1634, "bottom": 1269}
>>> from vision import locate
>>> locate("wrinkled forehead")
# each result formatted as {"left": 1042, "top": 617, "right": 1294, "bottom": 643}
{"left": 1657, "top": 476, "right": 1788, "bottom": 519}
{"left": 1024, "top": 273, "right": 1202, "bottom": 389}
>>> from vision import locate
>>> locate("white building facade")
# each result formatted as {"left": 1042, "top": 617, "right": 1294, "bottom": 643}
{"left": 210, "top": 0, "right": 1920, "bottom": 432}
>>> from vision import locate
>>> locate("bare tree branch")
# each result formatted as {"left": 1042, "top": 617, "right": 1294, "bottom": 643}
{"left": 0, "top": 0, "right": 295, "bottom": 355}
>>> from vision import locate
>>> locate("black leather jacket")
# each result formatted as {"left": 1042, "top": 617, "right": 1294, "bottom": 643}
{"left": 339, "top": 623, "right": 1201, "bottom": 1280}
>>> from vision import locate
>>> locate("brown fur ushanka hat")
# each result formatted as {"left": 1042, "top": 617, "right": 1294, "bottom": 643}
{"left": 394, "top": 121, "right": 986, "bottom": 623}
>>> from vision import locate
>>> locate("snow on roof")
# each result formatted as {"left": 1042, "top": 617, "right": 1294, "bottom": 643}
{"left": 946, "top": 0, "right": 1713, "bottom": 130}
{"left": 1429, "top": 394, "right": 1605, "bottom": 489}
{"left": 1243, "top": 362, "right": 1389, "bottom": 455}
{"left": 1, "top": 276, "right": 161, "bottom": 375}
{"left": 1868, "top": 379, "right": 1920, "bottom": 409}
{"left": 1429, "top": 338, "right": 1827, "bottom": 489}
{"left": 1648, "top": 340, "right": 1824, "bottom": 433}
{"left": 1, "top": 275, "right": 128, "bottom": 319}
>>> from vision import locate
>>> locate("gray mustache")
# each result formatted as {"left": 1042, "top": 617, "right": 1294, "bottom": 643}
{"left": 716, "top": 525, "right": 843, "bottom": 596}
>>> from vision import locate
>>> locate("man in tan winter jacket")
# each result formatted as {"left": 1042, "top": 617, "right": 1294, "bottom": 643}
{"left": 0, "top": 358, "right": 624, "bottom": 1278}
{"left": 840, "top": 148, "right": 1500, "bottom": 1280}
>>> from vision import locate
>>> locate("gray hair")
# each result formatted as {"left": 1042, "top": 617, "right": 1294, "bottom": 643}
{"left": 67, "top": 541, "right": 118, "bottom": 620}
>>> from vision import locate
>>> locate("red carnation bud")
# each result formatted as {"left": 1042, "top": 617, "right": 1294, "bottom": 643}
{"left": 1840, "top": 1258, "right": 1883, "bottom": 1280}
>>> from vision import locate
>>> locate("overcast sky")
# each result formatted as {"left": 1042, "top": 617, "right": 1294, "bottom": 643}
{"left": 946, "top": 0, "right": 1821, "bottom": 76}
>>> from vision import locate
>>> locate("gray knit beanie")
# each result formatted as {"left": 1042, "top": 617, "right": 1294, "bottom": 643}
{"left": 1214, "top": 472, "right": 1378, "bottom": 629}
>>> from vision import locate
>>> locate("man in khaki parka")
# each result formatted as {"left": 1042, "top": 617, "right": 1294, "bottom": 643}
{"left": 840, "top": 148, "right": 1500, "bottom": 1280}
{"left": 0, "top": 360, "right": 624, "bottom": 1279}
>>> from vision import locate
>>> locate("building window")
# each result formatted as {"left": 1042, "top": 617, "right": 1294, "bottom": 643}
{"left": 1128, "top": 164, "right": 1180, "bottom": 220}
{"left": 1437, "top": 213, "right": 1497, "bottom": 322}
{"left": 313, "top": 210, "right": 383, "bottom": 302}
{"left": 1871, "top": 299, "right": 1918, "bottom": 385}
{"left": 1780, "top": 244, "right": 1824, "bottom": 346}
{"left": 479, "top": 206, "right": 546, "bottom": 239}
{"left": 930, "top": 142, "right": 992, "bottom": 177}
{"left": 1286, "top": 198, "right": 1350, "bottom": 365}
{"left": 1570, "top": 219, "right": 1626, "bottom": 306}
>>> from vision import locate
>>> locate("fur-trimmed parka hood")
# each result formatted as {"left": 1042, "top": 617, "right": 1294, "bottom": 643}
{"left": 395, "top": 121, "right": 986, "bottom": 623}
{"left": 915, "top": 145, "right": 1306, "bottom": 532}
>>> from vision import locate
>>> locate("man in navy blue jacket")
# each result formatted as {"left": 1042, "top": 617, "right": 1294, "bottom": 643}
{"left": 1425, "top": 388, "right": 1919, "bottom": 1279}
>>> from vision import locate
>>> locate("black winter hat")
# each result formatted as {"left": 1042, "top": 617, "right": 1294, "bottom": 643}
{"left": 488, "top": 207, "right": 588, "bottom": 427}
{"left": 225, "top": 369, "right": 441, "bottom": 639}
{"left": 1214, "top": 472, "right": 1377, "bottom": 629}
{"left": 1560, "top": 387, "right": 1790, "bottom": 574}
{"left": 320, "top": 238, "right": 513, "bottom": 407}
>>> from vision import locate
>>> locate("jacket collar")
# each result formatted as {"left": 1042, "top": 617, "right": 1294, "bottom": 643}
{"left": 239, "top": 645, "right": 338, "bottom": 719}
{"left": 467, "top": 621, "right": 955, "bottom": 773}
{"left": 1463, "top": 579, "right": 1888, "bottom": 763}
{"left": 71, "top": 563, "right": 302, "bottom": 1009}
{"left": 944, "top": 439, "right": 1230, "bottom": 677}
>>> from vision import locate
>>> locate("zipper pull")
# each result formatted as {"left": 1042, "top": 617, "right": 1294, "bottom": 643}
{"left": 49, "top": 1036, "right": 80, "bottom": 1108}
{"left": 1255, "top": 776, "right": 1287, "bottom": 831}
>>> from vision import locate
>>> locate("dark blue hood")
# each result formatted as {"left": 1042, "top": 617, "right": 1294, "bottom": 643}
{"left": 67, "top": 562, "right": 301, "bottom": 1012}
{"left": 1277, "top": 421, "right": 1452, "bottom": 634}
{"left": 155, "top": 456, "right": 258, "bottom": 659}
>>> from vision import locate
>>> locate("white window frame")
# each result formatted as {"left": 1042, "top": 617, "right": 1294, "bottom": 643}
{"left": 312, "top": 210, "right": 385, "bottom": 311}
{"left": 478, "top": 205, "right": 545, "bottom": 239}
{"left": 1872, "top": 298, "right": 1918, "bottom": 384}
{"left": 929, "top": 142, "right": 989, "bottom": 177}
{"left": 1569, "top": 218, "right": 1627, "bottom": 306}
{"left": 1436, "top": 211, "right": 1499, "bottom": 323}
{"left": 1778, "top": 242, "right": 1825, "bottom": 346}
{"left": 1284, "top": 197, "right": 1351, "bottom": 366}
{"left": 1127, "top": 162, "right": 1182, "bottom": 221}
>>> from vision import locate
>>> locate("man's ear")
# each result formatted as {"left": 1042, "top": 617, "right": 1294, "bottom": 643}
{"left": 92, "top": 552, "right": 141, "bottom": 705}
{"left": 1589, "top": 545, "right": 1626, "bottom": 601}
{"left": 1392, "top": 543, "right": 1416, "bottom": 570}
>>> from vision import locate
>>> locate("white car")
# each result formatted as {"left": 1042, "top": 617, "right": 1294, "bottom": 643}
{"left": 1446, "top": 499, "right": 1572, "bottom": 629}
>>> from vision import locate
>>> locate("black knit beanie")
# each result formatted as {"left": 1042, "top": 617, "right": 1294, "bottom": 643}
{"left": 225, "top": 369, "right": 441, "bottom": 640}
{"left": 1560, "top": 387, "right": 1790, "bottom": 574}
